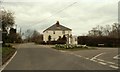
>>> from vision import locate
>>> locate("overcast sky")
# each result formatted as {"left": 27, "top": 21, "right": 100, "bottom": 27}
{"left": 1, "top": 0, "right": 119, "bottom": 36}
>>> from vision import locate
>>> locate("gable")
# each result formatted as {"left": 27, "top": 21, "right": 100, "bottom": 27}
{"left": 43, "top": 21, "right": 72, "bottom": 32}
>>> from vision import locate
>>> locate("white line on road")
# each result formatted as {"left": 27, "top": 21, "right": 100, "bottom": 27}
{"left": 59, "top": 50, "right": 67, "bottom": 53}
{"left": 74, "top": 54, "right": 82, "bottom": 58}
{"left": 58, "top": 50, "right": 119, "bottom": 69}
{"left": 0, "top": 51, "right": 17, "bottom": 72}
{"left": 109, "top": 65, "right": 119, "bottom": 69}
{"left": 113, "top": 54, "right": 120, "bottom": 60}
{"left": 69, "top": 52, "right": 74, "bottom": 54}
{"left": 98, "top": 62, "right": 107, "bottom": 65}
{"left": 97, "top": 59, "right": 118, "bottom": 66}
{"left": 107, "top": 61, "right": 118, "bottom": 65}
{"left": 85, "top": 58, "right": 90, "bottom": 60}
{"left": 91, "top": 59, "right": 98, "bottom": 62}
{"left": 97, "top": 59, "right": 105, "bottom": 62}
{"left": 90, "top": 52, "right": 105, "bottom": 60}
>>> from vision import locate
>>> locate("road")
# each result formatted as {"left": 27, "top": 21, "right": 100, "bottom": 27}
{"left": 3, "top": 43, "right": 119, "bottom": 70}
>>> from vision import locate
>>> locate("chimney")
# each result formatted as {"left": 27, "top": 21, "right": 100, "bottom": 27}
{"left": 56, "top": 21, "right": 60, "bottom": 27}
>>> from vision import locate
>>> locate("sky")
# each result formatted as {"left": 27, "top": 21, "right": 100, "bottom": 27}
{"left": 1, "top": 0, "right": 119, "bottom": 36}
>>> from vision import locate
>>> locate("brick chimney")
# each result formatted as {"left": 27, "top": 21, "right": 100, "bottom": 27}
{"left": 56, "top": 21, "right": 60, "bottom": 27}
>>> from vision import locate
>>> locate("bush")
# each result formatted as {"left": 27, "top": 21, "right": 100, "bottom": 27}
{"left": 47, "top": 41, "right": 57, "bottom": 45}
{"left": 2, "top": 44, "right": 13, "bottom": 47}
{"left": 35, "top": 41, "right": 46, "bottom": 45}
{"left": 55, "top": 44, "right": 89, "bottom": 49}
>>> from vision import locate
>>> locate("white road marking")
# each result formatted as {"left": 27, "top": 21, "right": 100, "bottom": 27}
{"left": 97, "top": 59, "right": 105, "bottom": 62}
{"left": 91, "top": 59, "right": 98, "bottom": 62}
{"left": 107, "top": 61, "right": 117, "bottom": 65}
{"left": 58, "top": 50, "right": 119, "bottom": 69}
{"left": 109, "top": 65, "right": 119, "bottom": 69}
{"left": 90, "top": 53, "right": 105, "bottom": 60}
{"left": 113, "top": 54, "right": 120, "bottom": 60}
{"left": 96, "top": 58, "right": 118, "bottom": 66}
{"left": 69, "top": 52, "right": 74, "bottom": 54}
{"left": 85, "top": 58, "right": 89, "bottom": 60}
{"left": 59, "top": 50, "right": 66, "bottom": 53}
{"left": 0, "top": 51, "right": 17, "bottom": 72}
{"left": 98, "top": 62, "right": 107, "bottom": 65}
{"left": 74, "top": 54, "right": 82, "bottom": 58}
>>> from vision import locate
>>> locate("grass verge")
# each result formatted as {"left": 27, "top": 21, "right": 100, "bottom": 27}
{"left": 1, "top": 47, "right": 17, "bottom": 65}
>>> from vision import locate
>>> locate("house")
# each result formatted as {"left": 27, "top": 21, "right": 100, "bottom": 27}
{"left": 43, "top": 21, "right": 77, "bottom": 44}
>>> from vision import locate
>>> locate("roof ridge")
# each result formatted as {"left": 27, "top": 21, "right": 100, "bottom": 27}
{"left": 43, "top": 21, "right": 72, "bottom": 32}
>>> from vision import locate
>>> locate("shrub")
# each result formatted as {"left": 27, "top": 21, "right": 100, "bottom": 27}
{"left": 35, "top": 41, "right": 46, "bottom": 45}
{"left": 55, "top": 44, "right": 89, "bottom": 49}
{"left": 2, "top": 44, "right": 13, "bottom": 48}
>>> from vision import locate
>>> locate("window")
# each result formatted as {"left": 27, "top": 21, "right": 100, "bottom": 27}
{"left": 53, "top": 31, "right": 55, "bottom": 34}
{"left": 62, "top": 30, "right": 65, "bottom": 34}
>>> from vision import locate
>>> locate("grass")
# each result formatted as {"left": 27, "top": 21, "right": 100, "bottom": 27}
{"left": 0, "top": 48, "right": 2, "bottom": 54}
{"left": 2, "top": 47, "right": 16, "bottom": 58}
{"left": 2, "top": 47, "right": 16, "bottom": 65}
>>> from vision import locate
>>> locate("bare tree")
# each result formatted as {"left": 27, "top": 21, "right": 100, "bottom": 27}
{"left": 103, "top": 25, "right": 111, "bottom": 36}
{"left": 31, "top": 30, "right": 43, "bottom": 42}
{"left": 109, "top": 23, "right": 120, "bottom": 38}
{"left": 88, "top": 27, "right": 102, "bottom": 37}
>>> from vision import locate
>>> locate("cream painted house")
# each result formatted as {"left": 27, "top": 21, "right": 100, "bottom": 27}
{"left": 43, "top": 21, "right": 77, "bottom": 44}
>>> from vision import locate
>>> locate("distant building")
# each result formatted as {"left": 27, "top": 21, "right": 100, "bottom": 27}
{"left": 43, "top": 21, "right": 77, "bottom": 44}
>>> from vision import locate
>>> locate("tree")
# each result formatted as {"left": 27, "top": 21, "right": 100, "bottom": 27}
{"left": 1, "top": 9, "right": 15, "bottom": 45}
{"left": 31, "top": 30, "right": 43, "bottom": 42}
{"left": 24, "top": 30, "right": 43, "bottom": 43}
{"left": 57, "top": 36, "right": 62, "bottom": 44}
{"left": 8, "top": 28, "right": 17, "bottom": 43}
{"left": 103, "top": 25, "right": 112, "bottom": 36}
{"left": 48, "top": 35, "right": 51, "bottom": 41}
{"left": 1, "top": 10, "right": 14, "bottom": 31}
{"left": 57, "top": 36, "right": 62, "bottom": 41}
{"left": 62, "top": 35, "right": 67, "bottom": 41}
{"left": 62, "top": 35, "right": 67, "bottom": 44}
{"left": 24, "top": 29, "right": 34, "bottom": 42}
{"left": 88, "top": 27, "right": 102, "bottom": 37}
{"left": 31, "top": 30, "right": 40, "bottom": 41}
{"left": 84, "top": 23, "right": 120, "bottom": 47}
{"left": 88, "top": 25, "right": 112, "bottom": 37}
{"left": 57, "top": 35, "right": 67, "bottom": 44}
{"left": 109, "top": 23, "right": 120, "bottom": 38}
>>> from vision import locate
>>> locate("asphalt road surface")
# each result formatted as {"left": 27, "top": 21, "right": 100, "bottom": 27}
{"left": 3, "top": 43, "right": 119, "bottom": 70}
